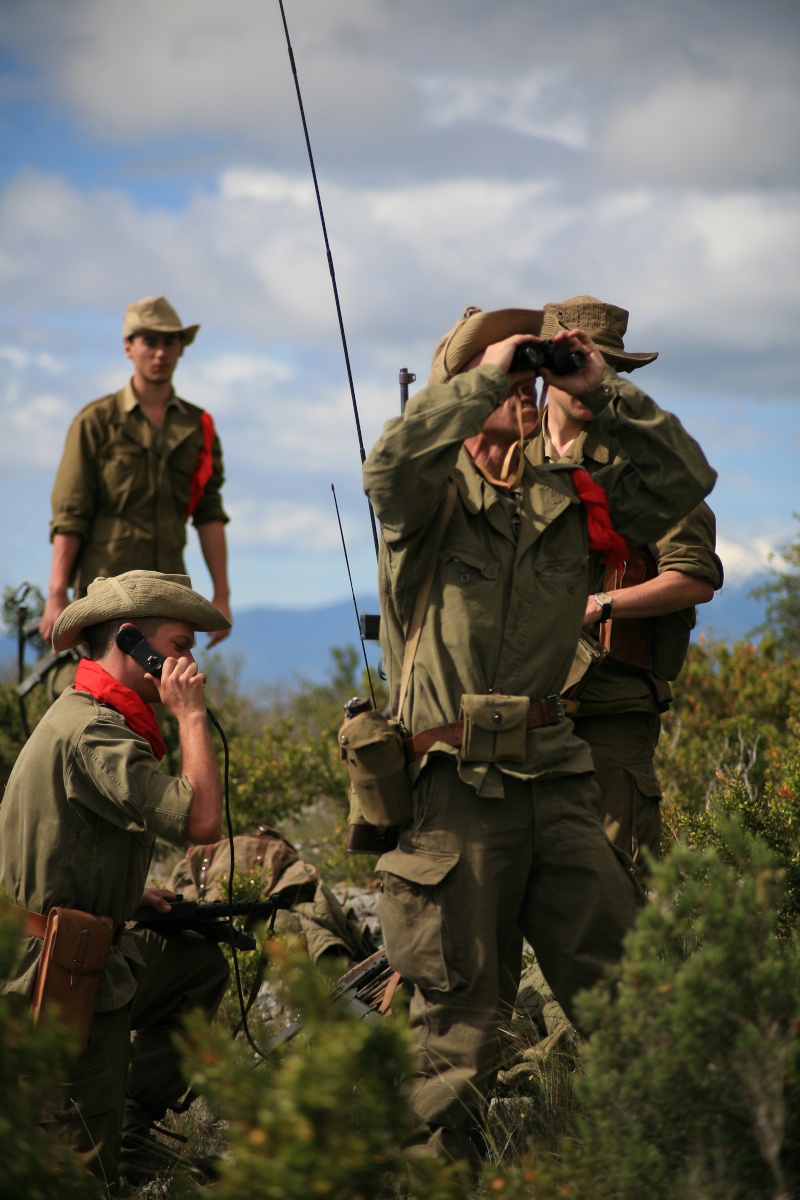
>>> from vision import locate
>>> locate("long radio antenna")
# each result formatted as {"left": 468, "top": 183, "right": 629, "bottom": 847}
{"left": 278, "top": 0, "right": 379, "bottom": 558}
{"left": 331, "top": 484, "right": 376, "bottom": 707}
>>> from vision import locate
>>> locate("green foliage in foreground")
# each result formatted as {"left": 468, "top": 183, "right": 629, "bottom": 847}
{"left": 171, "top": 818, "right": 800, "bottom": 1200}
{"left": 177, "top": 939, "right": 465, "bottom": 1200}
{"left": 665, "top": 717, "right": 800, "bottom": 942}
{"left": 749, "top": 513, "right": 800, "bottom": 656}
{"left": 0, "top": 900, "right": 102, "bottom": 1200}
{"left": 563, "top": 820, "right": 800, "bottom": 1200}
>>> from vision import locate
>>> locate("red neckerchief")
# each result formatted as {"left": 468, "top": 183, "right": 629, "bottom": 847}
{"left": 570, "top": 468, "right": 629, "bottom": 572}
{"left": 74, "top": 658, "right": 167, "bottom": 761}
{"left": 186, "top": 411, "right": 216, "bottom": 518}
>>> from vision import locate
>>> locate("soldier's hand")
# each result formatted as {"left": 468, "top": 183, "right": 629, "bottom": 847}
{"left": 469, "top": 334, "right": 541, "bottom": 381}
{"left": 152, "top": 655, "right": 207, "bottom": 718}
{"left": 540, "top": 329, "right": 605, "bottom": 394}
{"left": 138, "top": 887, "right": 177, "bottom": 913}
{"left": 207, "top": 594, "right": 232, "bottom": 648}
{"left": 39, "top": 592, "right": 70, "bottom": 642}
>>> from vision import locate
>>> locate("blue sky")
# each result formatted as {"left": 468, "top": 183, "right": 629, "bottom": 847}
{"left": 1, "top": 0, "right": 798, "bottom": 621}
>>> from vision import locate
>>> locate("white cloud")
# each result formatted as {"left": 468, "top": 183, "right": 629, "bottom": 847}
{"left": 598, "top": 75, "right": 800, "bottom": 187}
{"left": 716, "top": 535, "right": 778, "bottom": 587}
{"left": 227, "top": 498, "right": 339, "bottom": 552}
{"left": 1, "top": 0, "right": 798, "bottom": 614}
{"left": 1, "top": 165, "right": 798, "bottom": 392}
{"left": 0, "top": 391, "right": 75, "bottom": 469}
{"left": 417, "top": 72, "right": 588, "bottom": 150}
{"left": 0, "top": 345, "right": 65, "bottom": 373}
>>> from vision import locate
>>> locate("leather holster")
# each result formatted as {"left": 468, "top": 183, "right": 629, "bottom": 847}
{"left": 31, "top": 907, "right": 114, "bottom": 1049}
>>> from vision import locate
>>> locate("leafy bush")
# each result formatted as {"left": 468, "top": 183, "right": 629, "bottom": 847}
{"left": 0, "top": 900, "right": 102, "bottom": 1199}
{"left": 657, "top": 635, "right": 800, "bottom": 813}
{"left": 177, "top": 939, "right": 463, "bottom": 1200}
{"left": 556, "top": 818, "right": 800, "bottom": 1200}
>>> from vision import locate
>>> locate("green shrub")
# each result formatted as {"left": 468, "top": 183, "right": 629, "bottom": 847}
{"left": 559, "top": 818, "right": 800, "bottom": 1200}
{"left": 0, "top": 900, "right": 103, "bottom": 1199}
{"left": 177, "top": 939, "right": 463, "bottom": 1199}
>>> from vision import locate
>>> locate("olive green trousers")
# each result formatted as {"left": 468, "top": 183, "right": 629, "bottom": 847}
{"left": 41, "top": 928, "right": 229, "bottom": 1188}
{"left": 377, "top": 756, "right": 643, "bottom": 1166}
{"left": 573, "top": 711, "right": 662, "bottom": 872}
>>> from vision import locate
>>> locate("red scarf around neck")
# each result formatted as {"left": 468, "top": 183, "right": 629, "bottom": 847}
{"left": 570, "top": 468, "right": 629, "bottom": 572}
{"left": 74, "top": 658, "right": 167, "bottom": 761}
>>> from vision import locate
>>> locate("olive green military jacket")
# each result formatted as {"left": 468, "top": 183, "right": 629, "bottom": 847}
{"left": 0, "top": 688, "right": 193, "bottom": 1010}
{"left": 530, "top": 417, "right": 724, "bottom": 714}
{"left": 50, "top": 381, "right": 228, "bottom": 595}
{"left": 363, "top": 364, "right": 717, "bottom": 797}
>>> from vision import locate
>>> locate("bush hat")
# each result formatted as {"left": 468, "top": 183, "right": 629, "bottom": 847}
{"left": 540, "top": 295, "right": 657, "bottom": 372}
{"left": 53, "top": 571, "right": 230, "bottom": 650}
{"left": 122, "top": 295, "right": 199, "bottom": 347}
{"left": 429, "top": 305, "right": 544, "bottom": 385}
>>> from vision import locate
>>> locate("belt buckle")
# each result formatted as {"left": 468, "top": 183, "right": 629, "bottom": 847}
{"left": 546, "top": 695, "right": 565, "bottom": 723}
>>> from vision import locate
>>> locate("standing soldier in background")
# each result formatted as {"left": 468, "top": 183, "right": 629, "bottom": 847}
{"left": 39, "top": 295, "right": 231, "bottom": 647}
{"left": 532, "top": 296, "right": 723, "bottom": 873}
{"left": 503, "top": 297, "right": 724, "bottom": 1073}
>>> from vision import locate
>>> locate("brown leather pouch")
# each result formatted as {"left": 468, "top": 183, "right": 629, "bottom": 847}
{"left": 31, "top": 907, "right": 114, "bottom": 1049}
{"left": 600, "top": 547, "right": 656, "bottom": 670}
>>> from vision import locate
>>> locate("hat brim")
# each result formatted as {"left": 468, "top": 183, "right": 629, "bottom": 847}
{"left": 540, "top": 308, "right": 657, "bottom": 373}
{"left": 601, "top": 348, "right": 659, "bottom": 372}
{"left": 430, "top": 307, "right": 544, "bottom": 385}
{"left": 123, "top": 322, "right": 199, "bottom": 347}
{"left": 53, "top": 574, "right": 230, "bottom": 650}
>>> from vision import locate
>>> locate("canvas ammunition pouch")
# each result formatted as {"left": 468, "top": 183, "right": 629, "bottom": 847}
{"left": 30, "top": 907, "right": 114, "bottom": 1049}
{"left": 339, "top": 709, "right": 413, "bottom": 827}
{"left": 342, "top": 482, "right": 459, "bottom": 840}
{"left": 460, "top": 693, "right": 530, "bottom": 762}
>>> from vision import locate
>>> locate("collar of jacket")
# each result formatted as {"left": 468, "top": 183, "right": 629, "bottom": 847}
{"left": 112, "top": 383, "right": 199, "bottom": 451}
{"left": 528, "top": 417, "right": 618, "bottom": 469}
{"left": 454, "top": 445, "right": 582, "bottom": 553}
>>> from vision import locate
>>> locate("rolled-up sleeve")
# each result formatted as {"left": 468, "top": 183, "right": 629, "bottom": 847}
{"left": 652, "top": 502, "right": 724, "bottom": 589}
{"left": 72, "top": 715, "right": 193, "bottom": 847}
{"left": 49, "top": 410, "right": 99, "bottom": 541}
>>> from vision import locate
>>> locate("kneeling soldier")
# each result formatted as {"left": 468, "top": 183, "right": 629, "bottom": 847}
{"left": 0, "top": 570, "right": 231, "bottom": 1187}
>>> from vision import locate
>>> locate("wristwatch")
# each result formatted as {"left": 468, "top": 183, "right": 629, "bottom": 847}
{"left": 593, "top": 591, "right": 613, "bottom": 623}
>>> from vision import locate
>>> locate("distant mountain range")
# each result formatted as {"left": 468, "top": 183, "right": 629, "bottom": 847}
{"left": 2, "top": 579, "right": 770, "bottom": 695}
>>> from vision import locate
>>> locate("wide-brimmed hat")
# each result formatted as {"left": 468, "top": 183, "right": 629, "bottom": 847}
{"left": 122, "top": 295, "right": 199, "bottom": 347}
{"left": 540, "top": 295, "right": 658, "bottom": 372}
{"left": 53, "top": 571, "right": 230, "bottom": 650}
{"left": 428, "top": 305, "right": 544, "bottom": 385}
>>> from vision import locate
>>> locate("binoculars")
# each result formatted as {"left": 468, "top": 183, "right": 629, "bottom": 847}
{"left": 509, "top": 339, "right": 586, "bottom": 376}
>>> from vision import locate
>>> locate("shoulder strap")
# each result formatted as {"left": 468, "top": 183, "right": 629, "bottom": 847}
{"left": 396, "top": 481, "right": 457, "bottom": 724}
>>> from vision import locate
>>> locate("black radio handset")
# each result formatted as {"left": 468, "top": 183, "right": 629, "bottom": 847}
{"left": 115, "top": 625, "right": 166, "bottom": 677}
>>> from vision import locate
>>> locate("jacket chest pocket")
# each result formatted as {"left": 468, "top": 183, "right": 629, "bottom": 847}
{"left": 440, "top": 547, "right": 500, "bottom": 588}
{"left": 99, "top": 441, "right": 148, "bottom": 509}
{"left": 168, "top": 434, "right": 202, "bottom": 494}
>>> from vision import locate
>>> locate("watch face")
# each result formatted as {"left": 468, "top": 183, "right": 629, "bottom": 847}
{"left": 596, "top": 592, "right": 612, "bottom": 605}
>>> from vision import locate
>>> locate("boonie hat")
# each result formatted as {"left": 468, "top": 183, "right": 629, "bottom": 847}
{"left": 429, "top": 305, "right": 544, "bottom": 385}
{"left": 122, "top": 295, "right": 199, "bottom": 346}
{"left": 53, "top": 571, "right": 230, "bottom": 650}
{"left": 540, "top": 295, "right": 657, "bottom": 372}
